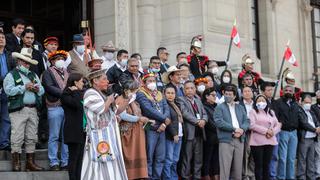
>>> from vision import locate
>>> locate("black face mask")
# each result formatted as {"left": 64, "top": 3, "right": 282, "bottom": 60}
{"left": 284, "top": 93, "right": 293, "bottom": 99}
{"left": 317, "top": 99, "right": 320, "bottom": 105}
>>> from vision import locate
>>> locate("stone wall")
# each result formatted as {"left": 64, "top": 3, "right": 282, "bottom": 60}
{"left": 94, "top": 0, "right": 316, "bottom": 92}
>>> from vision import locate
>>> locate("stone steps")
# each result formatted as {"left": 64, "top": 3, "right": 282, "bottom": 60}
{"left": 0, "top": 149, "right": 69, "bottom": 180}
{"left": 0, "top": 171, "right": 69, "bottom": 180}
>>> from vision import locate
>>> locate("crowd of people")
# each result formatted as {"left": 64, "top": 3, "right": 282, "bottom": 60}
{"left": 1, "top": 18, "right": 320, "bottom": 180}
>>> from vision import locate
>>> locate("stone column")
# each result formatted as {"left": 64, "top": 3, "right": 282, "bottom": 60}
{"left": 115, "top": 0, "right": 130, "bottom": 50}
{"left": 136, "top": 0, "right": 157, "bottom": 65}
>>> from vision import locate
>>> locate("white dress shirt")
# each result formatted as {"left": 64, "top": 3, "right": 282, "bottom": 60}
{"left": 228, "top": 103, "right": 240, "bottom": 129}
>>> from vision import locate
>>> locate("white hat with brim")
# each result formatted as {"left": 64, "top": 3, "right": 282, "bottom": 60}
{"left": 12, "top": 48, "right": 38, "bottom": 65}
{"left": 161, "top": 66, "right": 184, "bottom": 84}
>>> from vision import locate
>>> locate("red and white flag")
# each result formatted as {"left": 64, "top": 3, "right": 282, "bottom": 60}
{"left": 231, "top": 19, "right": 240, "bottom": 48}
{"left": 283, "top": 41, "right": 298, "bottom": 66}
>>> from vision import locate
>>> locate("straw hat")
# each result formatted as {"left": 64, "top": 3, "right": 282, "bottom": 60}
{"left": 12, "top": 48, "right": 38, "bottom": 65}
{"left": 161, "top": 66, "right": 184, "bottom": 84}
{"left": 101, "top": 41, "right": 118, "bottom": 52}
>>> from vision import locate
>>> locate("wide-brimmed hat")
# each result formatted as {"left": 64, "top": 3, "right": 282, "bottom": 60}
{"left": 161, "top": 66, "right": 184, "bottom": 84}
{"left": 101, "top": 41, "right": 118, "bottom": 52}
{"left": 72, "top": 34, "right": 84, "bottom": 43}
{"left": 48, "top": 50, "right": 68, "bottom": 62}
{"left": 88, "top": 50, "right": 103, "bottom": 68}
{"left": 12, "top": 48, "right": 38, "bottom": 65}
{"left": 87, "top": 68, "right": 108, "bottom": 81}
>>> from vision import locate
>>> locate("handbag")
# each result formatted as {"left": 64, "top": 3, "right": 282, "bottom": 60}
{"left": 87, "top": 127, "right": 116, "bottom": 162}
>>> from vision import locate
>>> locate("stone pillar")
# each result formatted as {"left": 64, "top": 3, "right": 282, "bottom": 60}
{"left": 136, "top": 0, "right": 157, "bottom": 65}
{"left": 115, "top": 0, "right": 130, "bottom": 50}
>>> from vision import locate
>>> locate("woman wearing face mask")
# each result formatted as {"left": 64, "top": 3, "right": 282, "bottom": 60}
{"left": 118, "top": 80, "right": 151, "bottom": 180}
{"left": 201, "top": 87, "right": 220, "bottom": 180}
{"left": 195, "top": 78, "right": 208, "bottom": 96}
{"left": 249, "top": 94, "right": 281, "bottom": 180}
{"left": 42, "top": 50, "right": 70, "bottom": 171}
{"left": 217, "top": 70, "right": 234, "bottom": 104}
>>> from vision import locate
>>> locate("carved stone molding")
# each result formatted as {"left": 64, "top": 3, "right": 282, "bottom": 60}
{"left": 301, "top": 0, "right": 313, "bottom": 14}
{"left": 116, "top": 0, "right": 129, "bottom": 50}
{"left": 271, "top": 0, "right": 278, "bottom": 10}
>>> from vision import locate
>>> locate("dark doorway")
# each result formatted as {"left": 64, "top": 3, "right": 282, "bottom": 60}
{"left": 0, "top": 0, "right": 94, "bottom": 51}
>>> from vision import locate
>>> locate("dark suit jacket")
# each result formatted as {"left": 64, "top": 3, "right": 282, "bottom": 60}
{"left": 160, "top": 62, "right": 170, "bottom": 74}
{"left": 165, "top": 100, "right": 181, "bottom": 140}
{"left": 61, "top": 88, "right": 85, "bottom": 144}
{"left": 0, "top": 49, "right": 15, "bottom": 87}
{"left": 5, "top": 33, "right": 20, "bottom": 53}
{"left": 107, "top": 64, "right": 123, "bottom": 85}
{"left": 298, "top": 107, "right": 319, "bottom": 141}
{"left": 311, "top": 104, "right": 320, "bottom": 123}
{"left": 177, "top": 96, "right": 208, "bottom": 141}
{"left": 213, "top": 102, "right": 249, "bottom": 143}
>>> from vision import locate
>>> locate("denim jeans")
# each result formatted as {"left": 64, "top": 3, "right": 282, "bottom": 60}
{"left": 146, "top": 130, "right": 166, "bottom": 180}
{"left": 269, "top": 134, "right": 279, "bottom": 179}
{"left": 0, "top": 90, "right": 10, "bottom": 149}
{"left": 48, "top": 106, "right": 68, "bottom": 167}
{"left": 277, "top": 130, "right": 298, "bottom": 179}
{"left": 163, "top": 137, "right": 182, "bottom": 180}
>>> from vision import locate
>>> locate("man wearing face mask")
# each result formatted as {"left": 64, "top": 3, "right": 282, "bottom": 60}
{"left": 3, "top": 48, "right": 45, "bottom": 171}
{"left": 67, "top": 34, "right": 90, "bottom": 77}
{"left": 145, "top": 56, "right": 165, "bottom": 92}
{"left": 101, "top": 41, "right": 118, "bottom": 70}
{"left": 106, "top": 49, "right": 128, "bottom": 83}
{"left": 207, "top": 60, "right": 227, "bottom": 85}
{"left": 136, "top": 73, "right": 171, "bottom": 179}
{"left": 273, "top": 85, "right": 304, "bottom": 180}
{"left": 213, "top": 84, "right": 249, "bottom": 180}
{"left": 297, "top": 93, "right": 320, "bottom": 180}
{"left": 42, "top": 50, "right": 69, "bottom": 171}
{"left": 311, "top": 90, "right": 320, "bottom": 179}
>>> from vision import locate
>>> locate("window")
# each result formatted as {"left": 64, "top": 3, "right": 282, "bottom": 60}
{"left": 311, "top": 6, "right": 320, "bottom": 90}
{"left": 251, "top": 0, "right": 260, "bottom": 59}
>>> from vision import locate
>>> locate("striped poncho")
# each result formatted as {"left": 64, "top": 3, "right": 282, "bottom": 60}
{"left": 81, "top": 88, "right": 128, "bottom": 180}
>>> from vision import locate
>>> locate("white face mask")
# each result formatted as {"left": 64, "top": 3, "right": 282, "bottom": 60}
{"left": 197, "top": 85, "right": 206, "bottom": 92}
{"left": 223, "top": 76, "right": 230, "bottom": 83}
{"left": 147, "top": 82, "right": 157, "bottom": 91}
{"left": 211, "top": 67, "right": 219, "bottom": 74}
{"left": 120, "top": 58, "right": 128, "bottom": 67}
{"left": 104, "top": 52, "right": 114, "bottom": 60}
{"left": 256, "top": 102, "right": 267, "bottom": 110}
{"left": 303, "top": 103, "right": 312, "bottom": 111}
{"left": 55, "top": 60, "right": 65, "bottom": 69}
{"left": 76, "top": 45, "right": 85, "bottom": 54}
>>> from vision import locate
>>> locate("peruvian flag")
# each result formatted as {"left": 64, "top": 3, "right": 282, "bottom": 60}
{"left": 283, "top": 42, "right": 298, "bottom": 66}
{"left": 231, "top": 19, "right": 240, "bottom": 48}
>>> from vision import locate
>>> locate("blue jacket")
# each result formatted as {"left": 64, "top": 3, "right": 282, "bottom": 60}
{"left": 136, "top": 91, "right": 170, "bottom": 131}
{"left": 213, "top": 102, "right": 249, "bottom": 143}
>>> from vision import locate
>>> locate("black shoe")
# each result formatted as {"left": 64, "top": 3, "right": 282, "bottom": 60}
{"left": 60, "top": 166, "right": 68, "bottom": 171}
{"left": 50, "top": 165, "right": 60, "bottom": 171}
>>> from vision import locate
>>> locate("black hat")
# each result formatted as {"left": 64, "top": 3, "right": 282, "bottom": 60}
{"left": 260, "top": 81, "right": 276, "bottom": 91}
{"left": 300, "top": 92, "right": 316, "bottom": 101}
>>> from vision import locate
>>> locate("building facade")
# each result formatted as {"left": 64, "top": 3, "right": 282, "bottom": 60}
{"left": 94, "top": 0, "right": 320, "bottom": 92}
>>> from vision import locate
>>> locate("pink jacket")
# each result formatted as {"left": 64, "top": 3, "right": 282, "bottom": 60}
{"left": 249, "top": 109, "right": 281, "bottom": 146}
